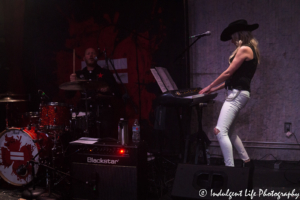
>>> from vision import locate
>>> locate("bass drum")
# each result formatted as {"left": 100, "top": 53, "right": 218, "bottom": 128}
{"left": 0, "top": 127, "right": 52, "bottom": 186}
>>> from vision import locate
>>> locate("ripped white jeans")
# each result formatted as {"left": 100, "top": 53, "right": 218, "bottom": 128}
{"left": 215, "top": 89, "right": 250, "bottom": 167}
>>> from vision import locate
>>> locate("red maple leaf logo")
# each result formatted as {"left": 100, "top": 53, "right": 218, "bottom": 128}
{"left": 98, "top": 73, "right": 103, "bottom": 78}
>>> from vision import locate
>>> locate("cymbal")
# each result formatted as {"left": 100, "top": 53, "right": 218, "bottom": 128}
{"left": 81, "top": 94, "right": 113, "bottom": 101}
{"left": 0, "top": 93, "right": 28, "bottom": 97}
{"left": 59, "top": 80, "right": 109, "bottom": 91}
{"left": 0, "top": 97, "right": 27, "bottom": 103}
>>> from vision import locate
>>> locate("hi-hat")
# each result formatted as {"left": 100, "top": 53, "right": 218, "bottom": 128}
{"left": 59, "top": 80, "right": 109, "bottom": 91}
{"left": 0, "top": 97, "right": 27, "bottom": 103}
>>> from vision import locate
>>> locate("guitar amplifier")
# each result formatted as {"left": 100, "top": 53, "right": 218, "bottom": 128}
{"left": 69, "top": 138, "right": 147, "bottom": 200}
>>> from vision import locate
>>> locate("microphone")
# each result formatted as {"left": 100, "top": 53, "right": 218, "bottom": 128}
{"left": 16, "top": 164, "right": 27, "bottom": 176}
{"left": 189, "top": 31, "right": 211, "bottom": 39}
{"left": 38, "top": 90, "right": 50, "bottom": 99}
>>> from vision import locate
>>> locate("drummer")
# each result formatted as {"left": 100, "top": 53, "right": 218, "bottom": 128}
{"left": 69, "top": 47, "right": 121, "bottom": 139}
{"left": 70, "top": 47, "right": 118, "bottom": 93}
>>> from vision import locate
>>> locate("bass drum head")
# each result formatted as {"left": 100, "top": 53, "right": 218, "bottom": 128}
{"left": 0, "top": 128, "right": 40, "bottom": 186}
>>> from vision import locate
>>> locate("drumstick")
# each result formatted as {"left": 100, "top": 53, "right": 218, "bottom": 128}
{"left": 73, "top": 49, "right": 75, "bottom": 74}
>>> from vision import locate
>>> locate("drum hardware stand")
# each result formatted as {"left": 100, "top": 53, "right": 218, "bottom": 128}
{"left": 4, "top": 102, "right": 18, "bottom": 128}
{"left": 51, "top": 131, "right": 64, "bottom": 168}
{"left": 5, "top": 103, "right": 9, "bottom": 128}
{"left": 20, "top": 159, "right": 46, "bottom": 200}
{"left": 82, "top": 89, "right": 89, "bottom": 137}
{"left": 17, "top": 144, "right": 45, "bottom": 176}
{"left": 32, "top": 161, "right": 87, "bottom": 200}
{"left": 24, "top": 161, "right": 68, "bottom": 200}
{"left": 18, "top": 146, "right": 45, "bottom": 199}
{"left": 20, "top": 142, "right": 70, "bottom": 199}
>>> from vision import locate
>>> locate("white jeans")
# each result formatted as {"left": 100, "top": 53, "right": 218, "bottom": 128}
{"left": 215, "top": 89, "right": 250, "bottom": 167}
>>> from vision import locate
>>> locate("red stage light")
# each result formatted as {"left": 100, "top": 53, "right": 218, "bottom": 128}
{"left": 119, "top": 149, "right": 125, "bottom": 154}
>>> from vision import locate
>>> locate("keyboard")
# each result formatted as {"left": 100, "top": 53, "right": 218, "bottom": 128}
{"left": 156, "top": 88, "right": 217, "bottom": 106}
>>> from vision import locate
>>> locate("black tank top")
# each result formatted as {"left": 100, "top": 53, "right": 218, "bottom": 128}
{"left": 225, "top": 44, "right": 258, "bottom": 92}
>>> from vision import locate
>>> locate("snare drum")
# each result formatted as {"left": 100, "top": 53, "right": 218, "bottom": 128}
{"left": 18, "top": 112, "right": 39, "bottom": 127}
{"left": 39, "top": 102, "right": 71, "bottom": 130}
{"left": 0, "top": 127, "right": 52, "bottom": 186}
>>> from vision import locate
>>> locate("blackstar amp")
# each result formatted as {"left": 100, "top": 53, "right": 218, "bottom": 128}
{"left": 68, "top": 138, "right": 147, "bottom": 200}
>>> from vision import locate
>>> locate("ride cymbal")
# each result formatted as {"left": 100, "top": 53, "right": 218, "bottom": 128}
{"left": 59, "top": 80, "right": 109, "bottom": 91}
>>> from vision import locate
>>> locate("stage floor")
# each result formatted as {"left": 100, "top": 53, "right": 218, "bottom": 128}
{"left": 0, "top": 159, "right": 300, "bottom": 200}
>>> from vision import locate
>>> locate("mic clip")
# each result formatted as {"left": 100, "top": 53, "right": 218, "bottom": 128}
{"left": 16, "top": 164, "right": 28, "bottom": 176}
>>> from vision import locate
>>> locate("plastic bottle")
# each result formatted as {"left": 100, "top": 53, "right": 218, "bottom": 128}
{"left": 118, "top": 118, "right": 128, "bottom": 145}
{"left": 132, "top": 119, "right": 140, "bottom": 143}
{"left": 206, "top": 149, "right": 211, "bottom": 165}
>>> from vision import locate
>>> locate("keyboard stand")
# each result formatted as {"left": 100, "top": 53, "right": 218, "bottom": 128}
{"left": 194, "top": 104, "right": 211, "bottom": 164}
{"left": 182, "top": 103, "right": 211, "bottom": 164}
{"left": 153, "top": 91, "right": 217, "bottom": 164}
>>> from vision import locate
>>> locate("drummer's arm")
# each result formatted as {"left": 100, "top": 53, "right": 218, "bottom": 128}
{"left": 70, "top": 73, "right": 78, "bottom": 82}
{"left": 66, "top": 72, "right": 80, "bottom": 98}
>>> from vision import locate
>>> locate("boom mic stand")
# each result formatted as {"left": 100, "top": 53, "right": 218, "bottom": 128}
{"left": 171, "top": 34, "right": 211, "bottom": 164}
{"left": 21, "top": 154, "right": 86, "bottom": 199}
{"left": 19, "top": 147, "right": 46, "bottom": 199}
{"left": 173, "top": 34, "right": 206, "bottom": 64}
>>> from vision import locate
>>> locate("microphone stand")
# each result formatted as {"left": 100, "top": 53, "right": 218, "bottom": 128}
{"left": 96, "top": 24, "right": 150, "bottom": 121}
{"left": 173, "top": 35, "right": 206, "bottom": 64}
{"left": 103, "top": 49, "right": 109, "bottom": 70}
{"left": 170, "top": 35, "right": 212, "bottom": 164}
{"left": 28, "top": 161, "right": 84, "bottom": 198}
{"left": 17, "top": 146, "right": 44, "bottom": 191}
{"left": 108, "top": 58, "right": 138, "bottom": 115}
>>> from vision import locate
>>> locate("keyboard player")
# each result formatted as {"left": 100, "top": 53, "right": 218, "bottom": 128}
{"left": 199, "top": 19, "right": 260, "bottom": 169}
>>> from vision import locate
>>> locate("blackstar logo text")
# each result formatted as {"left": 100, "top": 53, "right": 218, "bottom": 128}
{"left": 87, "top": 157, "right": 120, "bottom": 164}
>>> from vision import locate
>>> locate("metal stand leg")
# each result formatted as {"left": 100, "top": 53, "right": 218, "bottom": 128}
{"left": 83, "top": 89, "right": 89, "bottom": 137}
{"left": 182, "top": 107, "right": 192, "bottom": 163}
{"left": 5, "top": 103, "right": 9, "bottom": 128}
{"left": 194, "top": 104, "right": 211, "bottom": 165}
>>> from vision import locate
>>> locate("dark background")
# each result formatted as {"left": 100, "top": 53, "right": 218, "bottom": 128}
{"left": 0, "top": 0, "right": 188, "bottom": 153}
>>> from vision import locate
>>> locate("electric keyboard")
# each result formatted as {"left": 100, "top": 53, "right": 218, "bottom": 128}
{"left": 156, "top": 88, "right": 218, "bottom": 106}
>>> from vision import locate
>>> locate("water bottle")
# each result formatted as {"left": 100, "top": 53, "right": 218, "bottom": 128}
{"left": 206, "top": 149, "right": 211, "bottom": 165}
{"left": 118, "top": 118, "right": 128, "bottom": 145}
{"left": 132, "top": 119, "right": 140, "bottom": 143}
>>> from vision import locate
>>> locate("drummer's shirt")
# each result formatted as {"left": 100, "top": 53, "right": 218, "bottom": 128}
{"left": 74, "top": 64, "right": 121, "bottom": 111}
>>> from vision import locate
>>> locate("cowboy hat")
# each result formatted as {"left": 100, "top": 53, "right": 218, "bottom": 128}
{"left": 220, "top": 19, "right": 259, "bottom": 41}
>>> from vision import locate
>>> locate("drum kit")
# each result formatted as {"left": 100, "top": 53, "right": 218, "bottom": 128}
{"left": 0, "top": 80, "right": 110, "bottom": 188}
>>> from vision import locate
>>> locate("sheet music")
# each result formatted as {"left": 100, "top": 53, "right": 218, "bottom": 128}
{"left": 70, "top": 137, "right": 99, "bottom": 144}
{"left": 151, "top": 68, "right": 167, "bottom": 93}
{"left": 155, "top": 67, "right": 178, "bottom": 91}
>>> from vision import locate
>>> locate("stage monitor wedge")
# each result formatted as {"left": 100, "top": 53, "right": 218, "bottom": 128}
{"left": 172, "top": 163, "right": 250, "bottom": 200}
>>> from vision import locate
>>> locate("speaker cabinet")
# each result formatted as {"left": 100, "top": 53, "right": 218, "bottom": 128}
{"left": 70, "top": 142, "right": 147, "bottom": 200}
{"left": 172, "top": 164, "right": 250, "bottom": 200}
